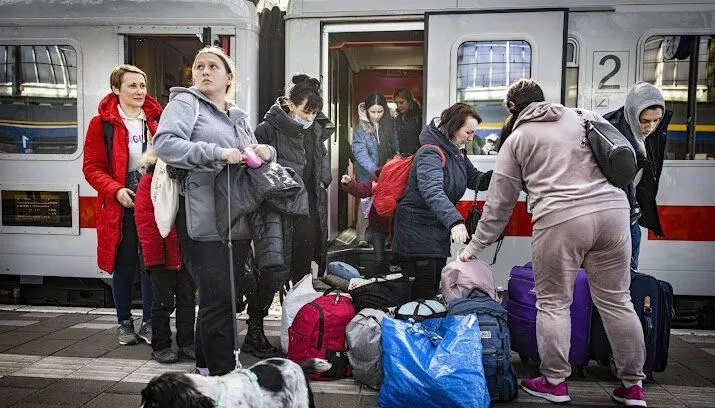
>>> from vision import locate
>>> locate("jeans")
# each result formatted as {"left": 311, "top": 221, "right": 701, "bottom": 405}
{"left": 630, "top": 222, "right": 641, "bottom": 271}
{"left": 290, "top": 212, "right": 319, "bottom": 284}
{"left": 113, "top": 209, "right": 152, "bottom": 323}
{"left": 148, "top": 267, "right": 196, "bottom": 352}
{"left": 370, "top": 231, "right": 388, "bottom": 276}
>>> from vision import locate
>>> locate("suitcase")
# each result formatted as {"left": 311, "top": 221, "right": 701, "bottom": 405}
{"left": 589, "top": 271, "right": 673, "bottom": 379}
{"left": 506, "top": 262, "right": 592, "bottom": 374}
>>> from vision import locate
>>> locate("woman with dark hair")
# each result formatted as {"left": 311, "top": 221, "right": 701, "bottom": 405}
{"left": 460, "top": 78, "right": 648, "bottom": 406}
{"left": 392, "top": 88, "right": 423, "bottom": 155}
{"left": 352, "top": 92, "right": 397, "bottom": 246}
{"left": 251, "top": 74, "right": 335, "bottom": 357}
{"left": 391, "top": 102, "right": 492, "bottom": 300}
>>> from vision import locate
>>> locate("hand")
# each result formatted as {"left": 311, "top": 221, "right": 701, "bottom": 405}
{"left": 250, "top": 144, "right": 271, "bottom": 161}
{"left": 450, "top": 223, "right": 468, "bottom": 244}
{"left": 459, "top": 246, "right": 476, "bottom": 262}
{"left": 341, "top": 175, "right": 352, "bottom": 184}
{"left": 221, "top": 148, "right": 243, "bottom": 164}
{"left": 115, "top": 188, "right": 135, "bottom": 208}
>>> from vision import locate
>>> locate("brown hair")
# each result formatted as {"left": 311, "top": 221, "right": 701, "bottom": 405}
{"left": 438, "top": 103, "right": 482, "bottom": 141}
{"left": 500, "top": 79, "right": 545, "bottom": 147}
{"left": 192, "top": 46, "right": 236, "bottom": 97}
{"left": 109, "top": 64, "right": 147, "bottom": 91}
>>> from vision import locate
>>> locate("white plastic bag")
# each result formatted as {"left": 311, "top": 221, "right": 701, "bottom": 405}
{"left": 281, "top": 274, "right": 321, "bottom": 354}
{"left": 150, "top": 157, "right": 179, "bottom": 238}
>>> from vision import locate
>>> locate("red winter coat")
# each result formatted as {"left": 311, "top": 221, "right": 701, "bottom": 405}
{"left": 341, "top": 169, "right": 391, "bottom": 234}
{"left": 134, "top": 161, "right": 181, "bottom": 270}
{"left": 82, "top": 93, "right": 162, "bottom": 273}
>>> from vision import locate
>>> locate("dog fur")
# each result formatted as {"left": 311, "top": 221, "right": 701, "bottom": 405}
{"left": 141, "top": 358, "right": 331, "bottom": 408}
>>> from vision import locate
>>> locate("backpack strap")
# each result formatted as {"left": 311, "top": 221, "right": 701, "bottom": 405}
{"left": 418, "top": 144, "right": 447, "bottom": 167}
{"left": 102, "top": 120, "right": 114, "bottom": 172}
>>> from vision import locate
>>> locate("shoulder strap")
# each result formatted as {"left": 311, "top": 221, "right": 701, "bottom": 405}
{"left": 417, "top": 144, "right": 447, "bottom": 168}
{"left": 102, "top": 120, "right": 114, "bottom": 170}
{"left": 193, "top": 95, "right": 200, "bottom": 128}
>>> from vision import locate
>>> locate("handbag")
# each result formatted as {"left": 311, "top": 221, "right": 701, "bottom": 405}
{"left": 464, "top": 195, "right": 504, "bottom": 264}
{"left": 576, "top": 109, "right": 637, "bottom": 189}
{"left": 150, "top": 157, "right": 179, "bottom": 238}
{"left": 348, "top": 273, "right": 411, "bottom": 312}
{"left": 184, "top": 170, "right": 250, "bottom": 241}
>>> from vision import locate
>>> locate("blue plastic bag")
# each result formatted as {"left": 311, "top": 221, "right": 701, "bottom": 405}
{"left": 378, "top": 315, "right": 491, "bottom": 408}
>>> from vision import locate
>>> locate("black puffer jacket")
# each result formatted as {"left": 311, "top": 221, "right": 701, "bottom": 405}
{"left": 604, "top": 107, "right": 671, "bottom": 236}
{"left": 214, "top": 163, "right": 309, "bottom": 280}
{"left": 394, "top": 103, "right": 423, "bottom": 155}
{"left": 254, "top": 97, "right": 335, "bottom": 275}
{"left": 392, "top": 119, "right": 491, "bottom": 258}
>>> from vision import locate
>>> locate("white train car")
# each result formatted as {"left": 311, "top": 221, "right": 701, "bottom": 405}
{"left": 285, "top": 0, "right": 715, "bottom": 313}
{"left": 0, "top": 0, "right": 260, "bottom": 287}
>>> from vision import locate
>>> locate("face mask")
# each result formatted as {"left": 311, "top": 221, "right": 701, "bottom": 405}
{"left": 293, "top": 115, "right": 313, "bottom": 129}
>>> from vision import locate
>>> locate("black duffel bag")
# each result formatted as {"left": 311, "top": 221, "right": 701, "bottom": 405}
{"left": 348, "top": 273, "right": 411, "bottom": 312}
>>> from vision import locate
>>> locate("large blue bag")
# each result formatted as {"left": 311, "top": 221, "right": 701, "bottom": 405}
{"left": 378, "top": 315, "right": 491, "bottom": 408}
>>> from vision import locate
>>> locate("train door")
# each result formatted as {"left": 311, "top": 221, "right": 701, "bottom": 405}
{"left": 424, "top": 9, "right": 568, "bottom": 286}
{"left": 322, "top": 22, "right": 424, "bottom": 242}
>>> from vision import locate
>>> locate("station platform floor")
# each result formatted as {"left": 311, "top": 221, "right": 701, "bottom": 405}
{"left": 0, "top": 304, "right": 713, "bottom": 408}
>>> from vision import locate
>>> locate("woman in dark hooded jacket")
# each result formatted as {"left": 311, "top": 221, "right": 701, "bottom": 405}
{"left": 249, "top": 74, "right": 334, "bottom": 357}
{"left": 391, "top": 103, "right": 492, "bottom": 300}
{"left": 393, "top": 88, "right": 423, "bottom": 156}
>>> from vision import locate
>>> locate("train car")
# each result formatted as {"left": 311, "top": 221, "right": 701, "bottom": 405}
{"left": 285, "top": 0, "right": 715, "bottom": 322}
{"left": 0, "top": 0, "right": 260, "bottom": 302}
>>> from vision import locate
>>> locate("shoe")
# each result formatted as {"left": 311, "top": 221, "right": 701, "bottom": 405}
{"left": 117, "top": 320, "right": 139, "bottom": 345}
{"left": 151, "top": 348, "right": 179, "bottom": 364}
{"left": 242, "top": 315, "right": 281, "bottom": 358}
{"left": 178, "top": 345, "right": 196, "bottom": 360}
{"left": 521, "top": 376, "right": 571, "bottom": 404}
{"left": 612, "top": 383, "right": 647, "bottom": 407}
{"left": 137, "top": 321, "right": 152, "bottom": 344}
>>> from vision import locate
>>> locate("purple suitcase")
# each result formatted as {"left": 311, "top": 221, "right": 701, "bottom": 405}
{"left": 506, "top": 262, "right": 592, "bottom": 372}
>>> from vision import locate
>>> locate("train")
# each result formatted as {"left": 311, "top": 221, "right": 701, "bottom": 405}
{"left": 0, "top": 0, "right": 713, "bottom": 326}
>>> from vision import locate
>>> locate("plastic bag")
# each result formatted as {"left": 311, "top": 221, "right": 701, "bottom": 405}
{"left": 280, "top": 274, "right": 321, "bottom": 354}
{"left": 378, "top": 315, "right": 491, "bottom": 408}
{"left": 150, "top": 157, "right": 179, "bottom": 238}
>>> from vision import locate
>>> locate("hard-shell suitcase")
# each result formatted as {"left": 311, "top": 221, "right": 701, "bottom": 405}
{"left": 589, "top": 271, "right": 673, "bottom": 378}
{"left": 506, "top": 262, "right": 592, "bottom": 373}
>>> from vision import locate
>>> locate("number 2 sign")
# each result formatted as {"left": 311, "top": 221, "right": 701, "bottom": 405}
{"left": 592, "top": 51, "right": 629, "bottom": 92}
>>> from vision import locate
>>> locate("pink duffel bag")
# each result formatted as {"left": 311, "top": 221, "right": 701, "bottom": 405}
{"left": 440, "top": 259, "right": 499, "bottom": 303}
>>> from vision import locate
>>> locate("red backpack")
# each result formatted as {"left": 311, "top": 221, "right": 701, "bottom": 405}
{"left": 288, "top": 290, "right": 356, "bottom": 380}
{"left": 373, "top": 144, "right": 447, "bottom": 217}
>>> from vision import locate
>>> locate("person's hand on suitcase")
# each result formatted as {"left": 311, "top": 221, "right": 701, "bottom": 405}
{"left": 451, "top": 223, "right": 468, "bottom": 244}
{"left": 458, "top": 246, "right": 476, "bottom": 262}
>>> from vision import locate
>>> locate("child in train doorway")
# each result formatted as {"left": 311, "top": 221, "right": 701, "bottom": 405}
{"left": 351, "top": 92, "right": 398, "bottom": 247}
{"left": 134, "top": 148, "right": 196, "bottom": 364}
{"left": 603, "top": 82, "right": 672, "bottom": 272}
{"left": 82, "top": 65, "right": 157, "bottom": 346}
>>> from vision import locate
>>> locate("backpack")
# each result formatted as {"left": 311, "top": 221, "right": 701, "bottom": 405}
{"left": 448, "top": 287, "right": 519, "bottom": 402}
{"left": 345, "top": 308, "right": 388, "bottom": 389}
{"left": 440, "top": 259, "right": 499, "bottom": 303}
{"left": 372, "top": 144, "right": 446, "bottom": 217}
{"left": 287, "top": 290, "right": 356, "bottom": 381}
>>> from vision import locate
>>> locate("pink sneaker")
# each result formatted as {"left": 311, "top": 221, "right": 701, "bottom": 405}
{"left": 520, "top": 376, "right": 571, "bottom": 403}
{"left": 612, "top": 383, "right": 647, "bottom": 407}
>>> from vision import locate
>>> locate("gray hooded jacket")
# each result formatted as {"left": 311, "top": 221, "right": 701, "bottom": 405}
{"left": 624, "top": 82, "right": 666, "bottom": 157}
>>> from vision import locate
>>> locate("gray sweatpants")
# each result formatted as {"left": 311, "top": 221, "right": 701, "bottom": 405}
{"left": 532, "top": 208, "right": 646, "bottom": 381}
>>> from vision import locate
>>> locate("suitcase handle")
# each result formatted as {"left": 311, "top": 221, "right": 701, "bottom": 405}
{"left": 643, "top": 315, "right": 653, "bottom": 345}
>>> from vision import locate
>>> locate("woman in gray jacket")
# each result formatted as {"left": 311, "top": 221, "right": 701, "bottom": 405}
{"left": 460, "top": 79, "right": 647, "bottom": 407}
{"left": 153, "top": 46, "right": 275, "bottom": 376}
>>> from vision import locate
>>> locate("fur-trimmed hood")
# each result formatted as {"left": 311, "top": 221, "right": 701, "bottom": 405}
{"left": 139, "top": 148, "right": 158, "bottom": 171}
{"left": 358, "top": 102, "right": 376, "bottom": 133}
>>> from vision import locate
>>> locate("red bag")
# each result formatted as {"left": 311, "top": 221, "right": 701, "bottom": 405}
{"left": 287, "top": 290, "right": 356, "bottom": 380}
{"left": 372, "top": 144, "right": 446, "bottom": 217}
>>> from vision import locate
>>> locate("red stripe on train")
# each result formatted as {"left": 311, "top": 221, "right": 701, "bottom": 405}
{"left": 458, "top": 201, "right": 715, "bottom": 241}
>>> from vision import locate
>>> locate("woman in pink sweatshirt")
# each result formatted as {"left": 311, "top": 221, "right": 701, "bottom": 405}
{"left": 460, "top": 79, "right": 647, "bottom": 407}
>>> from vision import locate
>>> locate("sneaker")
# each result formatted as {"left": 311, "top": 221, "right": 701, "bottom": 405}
{"left": 178, "top": 345, "right": 196, "bottom": 360}
{"left": 612, "top": 383, "right": 647, "bottom": 407}
{"left": 137, "top": 321, "right": 152, "bottom": 344}
{"left": 521, "top": 376, "right": 571, "bottom": 404}
{"left": 117, "top": 320, "right": 139, "bottom": 345}
{"left": 151, "top": 348, "right": 179, "bottom": 364}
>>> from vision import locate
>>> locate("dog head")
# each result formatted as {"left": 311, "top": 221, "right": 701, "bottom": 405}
{"left": 140, "top": 372, "right": 215, "bottom": 408}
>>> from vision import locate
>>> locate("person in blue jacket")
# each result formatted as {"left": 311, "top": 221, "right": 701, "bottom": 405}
{"left": 351, "top": 92, "right": 397, "bottom": 246}
{"left": 392, "top": 103, "right": 491, "bottom": 300}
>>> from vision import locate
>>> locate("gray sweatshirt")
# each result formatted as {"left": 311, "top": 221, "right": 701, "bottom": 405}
{"left": 465, "top": 102, "right": 629, "bottom": 257}
{"left": 153, "top": 86, "right": 275, "bottom": 171}
{"left": 624, "top": 82, "right": 666, "bottom": 157}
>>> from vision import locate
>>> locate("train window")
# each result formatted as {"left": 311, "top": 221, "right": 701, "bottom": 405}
{"left": 642, "top": 35, "right": 715, "bottom": 160}
{"left": 565, "top": 38, "right": 579, "bottom": 108}
{"left": 1, "top": 190, "right": 72, "bottom": 228}
{"left": 457, "top": 40, "right": 532, "bottom": 155}
{"left": 0, "top": 44, "right": 78, "bottom": 155}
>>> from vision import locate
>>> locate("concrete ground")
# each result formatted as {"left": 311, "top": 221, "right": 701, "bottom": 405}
{"left": 0, "top": 304, "right": 713, "bottom": 408}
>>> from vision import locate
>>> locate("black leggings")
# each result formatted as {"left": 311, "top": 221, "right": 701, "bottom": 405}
{"left": 148, "top": 267, "right": 195, "bottom": 352}
{"left": 404, "top": 257, "right": 447, "bottom": 301}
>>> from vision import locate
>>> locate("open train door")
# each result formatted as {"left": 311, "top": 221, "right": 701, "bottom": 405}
{"left": 424, "top": 9, "right": 568, "bottom": 122}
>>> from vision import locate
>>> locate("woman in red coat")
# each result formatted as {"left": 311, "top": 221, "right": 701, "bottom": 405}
{"left": 82, "top": 65, "right": 161, "bottom": 346}
{"left": 134, "top": 149, "right": 195, "bottom": 364}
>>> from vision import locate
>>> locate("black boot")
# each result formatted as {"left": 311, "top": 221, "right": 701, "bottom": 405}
{"left": 241, "top": 313, "right": 281, "bottom": 358}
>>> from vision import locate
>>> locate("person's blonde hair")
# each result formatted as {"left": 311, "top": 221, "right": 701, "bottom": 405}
{"left": 192, "top": 46, "right": 236, "bottom": 98}
{"left": 109, "top": 64, "right": 147, "bottom": 91}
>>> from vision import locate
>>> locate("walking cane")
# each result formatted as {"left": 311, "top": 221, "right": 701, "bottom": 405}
{"left": 226, "top": 163, "right": 242, "bottom": 370}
